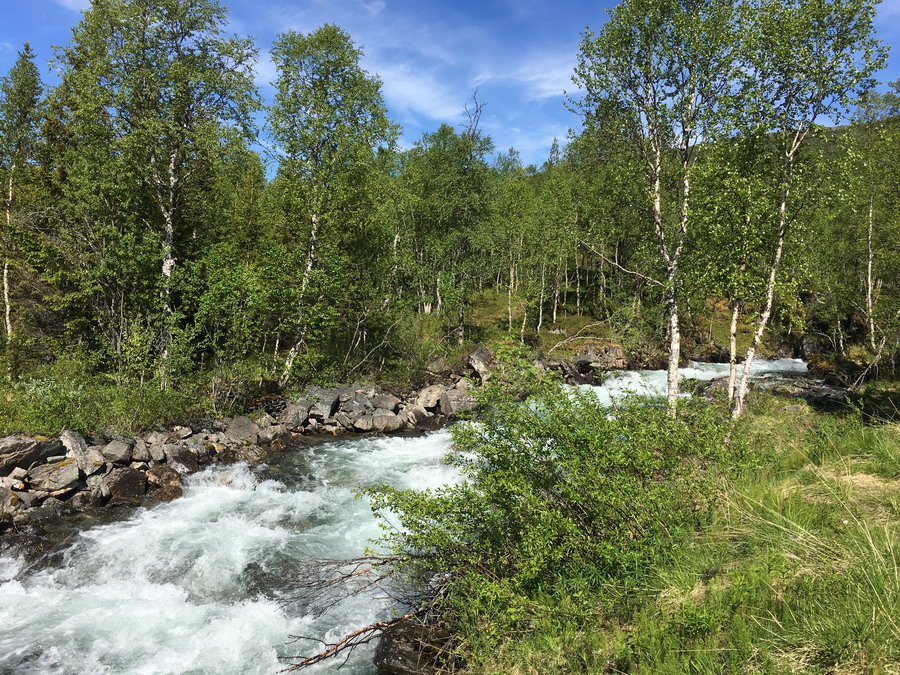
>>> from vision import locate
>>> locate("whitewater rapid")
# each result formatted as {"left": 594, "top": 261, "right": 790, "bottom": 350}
{"left": 0, "top": 359, "right": 808, "bottom": 674}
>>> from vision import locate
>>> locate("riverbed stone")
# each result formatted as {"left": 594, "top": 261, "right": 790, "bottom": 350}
{"left": 278, "top": 399, "right": 312, "bottom": 428}
{"left": 468, "top": 345, "right": 495, "bottom": 382}
{"left": 417, "top": 385, "right": 452, "bottom": 415}
{"left": 372, "top": 394, "right": 401, "bottom": 413}
{"left": 86, "top": 473, "right": 111, "bottom": 500}
{"left": 148, "top": 442, "right": 166, "bottom": 463}
{"left": 225, "top": 416, "right": 259, "bottom": 446}
{"left": 101, "top": 439, "right": 133, "bottom": 465}
{"left": 172, "top": 425, "right": 193, "bottom": 440}
{"left": 28, "top": 460, "right": 82, "bottom": 493}
{"left": 0, "top": 435, "right": 62, "bottom": 476}
{"left": 370, "top": 413, "right": 405, "bottom": 433}
{"left": 445, "top": 380, "right": 477, "bottom": 415}
{"left": 131, "top": 439, "right": 151, "bottom": 463}
{"left": 0, "top": 488, "right": 26, "bottom": 518}
{"left": 308, "top": 387, "right": 340, "bottom": 419}
{"left": 164, "top": 446, "right": 199, "bottom": 474}
{"left": 105, "top": 467, "right": 146, "bottom": 504}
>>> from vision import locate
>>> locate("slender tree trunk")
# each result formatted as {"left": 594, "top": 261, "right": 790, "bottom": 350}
{"left": 734, "top": 157, "right": 792, "bottom": 418}
{"left": 508, "top": 263, "right": 514, "bottom": 332}
{"left": 4, "top": 164, "right": 15, "bottom": 360}
{"left": 159, "top": 207, "right": 176, "bottom": 389}
{"left": 866, "top": 196, "right": 877, "bottom": 351}
{"left": 537, "top": 263, "right": 546, "bottom": 334}
{"left": 279, "top": 211, "right": 320, "bottom": 388}
{"left": 727, "top": 301, "right": 740, "bottom": 400}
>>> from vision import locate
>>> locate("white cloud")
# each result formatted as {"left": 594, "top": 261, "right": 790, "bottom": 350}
{"left": 359, "top": 0, "right": 386, "bottom": 18}
{"left": 374, "top": 62, "right": 464, "bottom": 122}
{"left": 476, "top": 51, "right": 577, "bottom": 100}
{"left": 0, "top": 42, "right": 13, "bottom": 52}
{"left": 253, "top": 53, "right": 278, "bottom": 88}
{"left": 55, "top": 0, "right": 91, "bottom": 10}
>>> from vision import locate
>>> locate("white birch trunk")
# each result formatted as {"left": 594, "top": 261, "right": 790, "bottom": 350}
{"left": 727, "top": 302, "right": 740, "bottom": 400}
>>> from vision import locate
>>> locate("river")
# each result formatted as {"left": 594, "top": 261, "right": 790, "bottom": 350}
{"left": 0, "top": 359, "right": 809, "bottom": 674}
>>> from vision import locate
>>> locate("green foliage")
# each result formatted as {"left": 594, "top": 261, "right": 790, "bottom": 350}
{"left": 368, "top": 356, "right": 735, "bottom": 659}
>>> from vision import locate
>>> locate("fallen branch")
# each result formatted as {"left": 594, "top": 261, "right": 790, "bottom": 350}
{"left": 578, "top": 239, "right": 664, "bottom": 288}
{"left": 549, "top": 321, "right": 611, "bottom": 354}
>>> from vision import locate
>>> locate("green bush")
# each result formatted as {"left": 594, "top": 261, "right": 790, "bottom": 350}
{"left": 368, "top": 350, "right": 736, "bottom": 659}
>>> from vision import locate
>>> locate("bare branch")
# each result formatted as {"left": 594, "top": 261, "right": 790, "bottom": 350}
{"left": 578, "top": 239, "right": 664, "bottom": 287}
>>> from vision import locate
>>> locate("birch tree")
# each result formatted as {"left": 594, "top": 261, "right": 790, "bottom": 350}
{"left": 0, "top": 43, "right": 42, "bottom": 371}
{"left": 575, "top": 0, "right": 737, "bottom": 415}
{"left": 731, "top": 0, "right": 886, "bottom": 416}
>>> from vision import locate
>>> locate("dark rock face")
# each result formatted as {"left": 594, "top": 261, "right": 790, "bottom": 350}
{"left": 0, "top": 436, "right": 63, "bottom": 476}
{"left": 164, "top": 446, "right": 199, "bottom": 475}
{"left": 308, "top": 387, "right": 340, "bottom": 419}
{"left": 147, "top": 464, "right": 182, "bottom": 488}
{"left": 279, "top": 400, "right": 312, "bottom": 428}
{"left": 105, "top": 467, "right": 147, "bottom": 504}
{"left": 373, "top": 622, "right": 449, "bottom": 675}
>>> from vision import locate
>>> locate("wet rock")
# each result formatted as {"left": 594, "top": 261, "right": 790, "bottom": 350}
{"left": 28, "top": 460, "right": 81, "bottom": 492}
{"left": 225, "top": 416, "right": 259, "bottom": 446}
{"left": 373, "top": 622, "right": 448, "bottom": 675}
{"left": 257, "top": 425, "right": 291, "bottom": 449}
{"left": 0, "top": 435, "right": 62, "bottom": 476}
{"left": 164, "top": 446, "right": 199, "bottom": 475}
{"left": 105, "top": 467, "right": 147, "bottom": 504}
{"left": 147, "top": 464, "right": 182, "bottom": 488}
{"left": 153, "top": 484, "right": 184, "bottom": 501}
{"left": 101, "top": 439, "right": 133, "bottom": 465}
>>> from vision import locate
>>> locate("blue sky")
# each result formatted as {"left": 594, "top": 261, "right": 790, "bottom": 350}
{"left": 1, "top": 0, "right": 899, "bottom": 168}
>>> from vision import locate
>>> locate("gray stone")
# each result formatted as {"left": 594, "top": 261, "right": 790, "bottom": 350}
{"left": 0, "top": 435, "right": 62, "bottom": 476}
{"left": 352, "top": 416, "right": 376, "bottom": 432}
{"left": 149, "top": 443, "right": 166, "bottom": 463}
{"left": 370, "top": 413, "right": 405, "bottom": 433}
{"left": 404, "top": 405, "right": 429, "bottom": 427}
{"left": 257, "top": 425, "right": 291, "bottom": 448}
{"left": 129, "top": 461, "right": 149, "bottom": 471}
{"left": 172, "top": 426, "right": 193, "bottom": 440}
{"left": 341, "top": 399, "right": 369, "bottom": 416}
{"left": 164, "top": 446, "right": 199, "bottom": 475}
{"left": 225, "top": 417, "right": 259, "bottom": 446}
{"left": 28, "top": 460, "right": 81, "bottom": 492}
{"left": 372, "top": 394, "right": 401, "bottom": 413}
{"left": 0, "top": 475, "right": 25, "bottom": 491}
{"left": 87, "top": 474, "right": 111, "bottom": 499}
{"left": 0, "top": 488, "right": 26, "bottom": 517}
{"left": 9, "top": 467, "right": 27, "bottom": 481}
{"left": 46, "top": 455, "right": 67, "bottom": 463}
{"left": 417, "top": 385, "right": 452, "bottom": 415}
{"left": 468, "top": 345, "right": 495, "bottom": 382}
{"left": 131, "top": 439, "right": 151, "bottom": 463}
{"left": 426, "top": 357, "right": 452, "bottom": 376}
{"left": 147, "top": 464, "right": 182, "bottom": 488}
{"left": 307, "top": 387, "right": 340, "bottom": 419}
{"left": 105, "top": 467, "right": 147, "bottom": 504}
{"left": 278, "top": 399, "right": 312, "bottom": 428}
{"left": 445, "top": 380, "right": 477, "bottom": 415}
{"left": 101, "top": 439, "right": 133, "bottom": 465}
{"left": 145, "top": 431, "right": 168, "bottom": 446}
{"left": 60, "top": 430, "right": 88, "bottom": 457}
{"left": 334, "top": 412, "right": 355, "bottom": 430}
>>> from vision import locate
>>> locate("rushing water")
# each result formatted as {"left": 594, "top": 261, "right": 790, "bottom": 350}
{"left": 0, "top": 359, "right": 809, "bottom": 674}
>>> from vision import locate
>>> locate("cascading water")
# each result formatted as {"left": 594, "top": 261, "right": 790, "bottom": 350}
{"left": 0, "top": 359, "right": 809, "bottom": 674}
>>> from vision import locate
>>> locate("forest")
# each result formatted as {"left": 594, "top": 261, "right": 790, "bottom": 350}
{"left": 0, "top": 0, "right": 898, "bottom": 432}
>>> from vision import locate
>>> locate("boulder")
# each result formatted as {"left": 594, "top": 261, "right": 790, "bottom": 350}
{"left": 131, "top": 439, "right": 151, "bottom": 463}
{"left": 352, "top": 416, "right": 376, "bottom": 432}
{"left": 468, "top": 345, "right": 495, "bottom": 382}
{"left": 425, "top": 357, "right": 452, "bottom": 376}
{"left": 417, "top": 385, "right": 452, "bottom": 416}
{"left": 334, "top": 412, "right": 355, "bottom": 430}
{"left": 153, "top": 485, "right": 184, "bottom": 501}
{"left": 146, "top": 464, "right": 182, "bottom": 488}
{"left": 148, "top": 442, "right": 166, "bottom": 463}
{"left": 0, "top": 435, "right": 62, "bottom": 476}
{"left": 172, "top": 425, "right": 193, "bottom": 440}
{"left": 307, "top": 387, "right": 340, "bottom": 419}
{"left": 0, "top": 475, "right": 25, "bottom": 491}
{"left": 101, "top": 439, "right": 133, "bottom": 465}
{"left": 257, "top": 425, "right": 291, "bottom": 448}
{"left": 62, "top": 431, "right": 106, "bottom": 477}
{"left": 370, "top": 413, "right": 405, "bottom": 433}
{"left": 278, "top": 400, "right": 312, "bottom": 428}
{"left": 105, "top": 467, "right": 147, "bottom": 504}
{"left": 225, "top": 417, "right": 259, "bottom": 446}
{"left": 27, "top": 460, "right": 81, "bottom": 492}
{"left": 0, "top": 488, "right": 26, "bottom": 518}
{"left": 86, "top": 473, "right": 111, "bottom": 500}
{"left": 404, "top": 405, "right": 430, "bottom": 428}
{"left": 445, "top": 380, "right": 477, "bottom": 415}
{"left": 164, "top": 446, "right": 199, "bottom": 475}
{"left": 372, "top": 394, "right": 401, "bottom": 413}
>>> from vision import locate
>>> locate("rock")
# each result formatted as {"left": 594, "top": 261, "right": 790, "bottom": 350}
{"left": 334, "top": 412, "right": 355, "bottom": 430}
{"left": 279, "top": 400, "right": 312, "bottom": 428}
{"left": 307, "top": 387, "right": 340, "bottom": 419}
{"left": 147, "top": 465, "right": 182, "bottom": 488}
{"left": 153, "top": 485, "right": 184, "bottom": 501}
{"left": 352, "top": 416, "right": 376, "bottom": 432}
{"left": 101, "top": 439, "right": 133, "bottom": 465}
{"left": 149, "top": 442, "right": 166, "bottom": 463}
{"left": 9, "top": 466, "right": 27, "bottom": 481}
{"left": 425, "top": 357, "right": 452, "bottom": 376}
{"left": 404, "top": 405, "right": 429, "bottom": 427}
{"left": 225, "top": 417, "right": 259, "bottom": 446}
{"left": 61, "top": 431, "right": 106, "bottom": 477}
{"left": 129, "top": 461, "right": 149, "bottom": 471}
{"left": 257, "top": 425, "right": 291, "bottom": 449}
{"left": 373, "top": 622, "right": 448, "bottom": 675}
{"left": 145, "top": 431, "right": 168, "bottom": 445}
{"left": 27, "top": 460, "right": 81, "bottom": 492}
{"left": 370, "top": 413, "right": 405, "bottom": 433}
{"left": 0, "top": 435, "right": 63, "bottom": 476}
{"left": 372, "top": 394, "right": 401, "bottom": 413}
{"left": 131, "top": 439, "right": 151, "bottom": 463}
{"left": 341, "top": 398, "right": 370, "bottom": 417}
{"left": 87, "top": 473, "right": 111, "bottom": 500}
{"left": 105, "top": 467, "right": 147, "bottom": 504}
{"left": 0, "top": 488, "right": 26, "bottom": 518}
{"left": 417, "top": 385, "right": 452, "bottom": 416}
{"left": 445, "top": 380, "right": 477, "bottom": 415}
{"left": 468, "top": 345, "right": 495, "bottom": 382}
{"left": 164, "top": 446, "right": 199, "bottom": 475}
{"left": 172, "top": 425, "right": 193, "bottom": 440}
{"left": 0, "top": 475, "right": 25, "bottom": 491}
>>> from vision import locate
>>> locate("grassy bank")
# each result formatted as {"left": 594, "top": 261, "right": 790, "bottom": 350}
{"left": 457, "top": 396, "right": 900, "bottom": 674}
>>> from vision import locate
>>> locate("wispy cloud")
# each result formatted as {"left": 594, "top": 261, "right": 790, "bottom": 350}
{"left": 55, "top": 0, "right": 90, "bottom": 11}
{"left": 375, "top": 62, "right": 464, "bottom": 123}
{"left": 476, "top": 51, "right": 577, "bottom": 100}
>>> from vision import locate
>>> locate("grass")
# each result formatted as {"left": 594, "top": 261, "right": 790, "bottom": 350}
{"left": 459, "top": 396, "right": 900, "bottom": 674}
